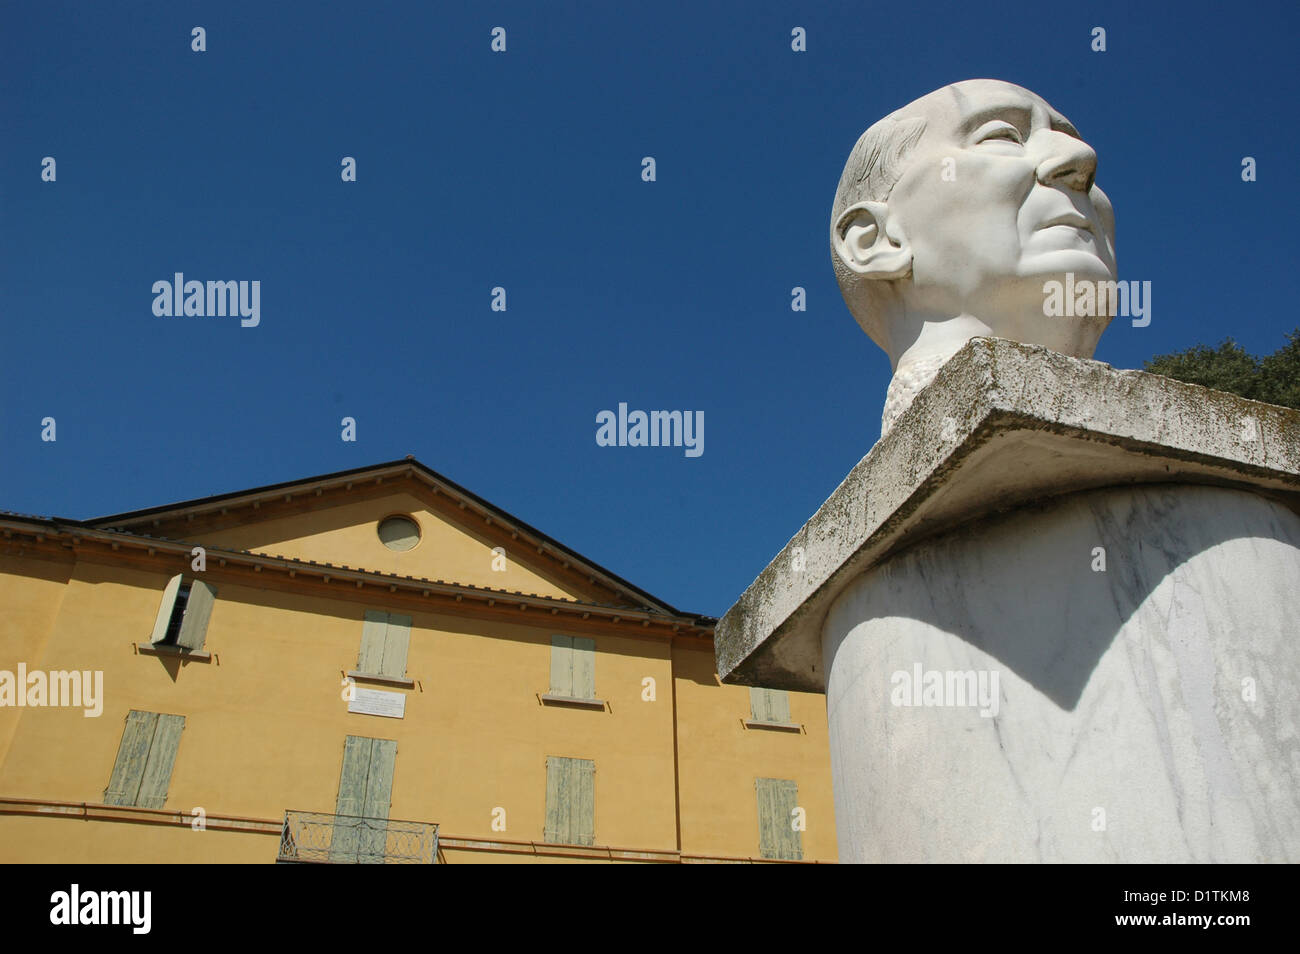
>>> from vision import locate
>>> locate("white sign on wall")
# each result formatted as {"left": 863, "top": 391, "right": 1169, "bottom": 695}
{"left": 348, "top": 687, "right": 406, "bottom": 719}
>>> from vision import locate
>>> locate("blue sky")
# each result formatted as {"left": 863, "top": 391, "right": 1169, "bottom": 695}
{"left": 2, "top": 0, "right": 1297, "bottom": 617}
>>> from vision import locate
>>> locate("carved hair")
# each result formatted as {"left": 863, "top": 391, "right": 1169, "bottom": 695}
{"left": 832, "top": 115, "right": 928, "bottom": 214}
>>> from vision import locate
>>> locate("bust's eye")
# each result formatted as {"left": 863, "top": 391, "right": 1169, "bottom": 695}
{"left": 974, "top": 121, "right": 1024, "bottom": 145}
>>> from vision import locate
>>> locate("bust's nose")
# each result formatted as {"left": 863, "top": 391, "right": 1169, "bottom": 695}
{"left": 1035, "top": 131, "right": 1097, "bottom": 194}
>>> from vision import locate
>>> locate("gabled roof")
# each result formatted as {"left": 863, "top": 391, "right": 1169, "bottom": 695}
{"left": 82, "top": 457, "right": 706, "bottom": 622}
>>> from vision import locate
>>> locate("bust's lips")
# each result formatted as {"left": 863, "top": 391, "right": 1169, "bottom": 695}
{"left": 1036, "top": 211, "right": 1094, "bottom": 233}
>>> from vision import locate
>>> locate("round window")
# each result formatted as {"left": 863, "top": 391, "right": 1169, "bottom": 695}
{"left": 377, "top": 515, "right": 420, "bottom": 551}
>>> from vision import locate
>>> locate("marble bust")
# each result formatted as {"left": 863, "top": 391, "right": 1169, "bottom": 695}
{"left": 830, "top": 79, "right": 1119, "bottom": 433}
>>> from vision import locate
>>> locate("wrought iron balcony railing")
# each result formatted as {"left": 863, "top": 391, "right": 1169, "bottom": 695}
{"left": 277, "top": 810, "right": 439, "bottom": 864}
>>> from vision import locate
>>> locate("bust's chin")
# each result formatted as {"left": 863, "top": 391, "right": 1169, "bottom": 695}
{"left": 1018, "top": 251, "right": 1116, "bottom": 282}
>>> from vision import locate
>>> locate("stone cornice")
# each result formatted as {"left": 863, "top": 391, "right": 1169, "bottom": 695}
{"left": 715, "top": 337, "right": 1300, "bottom": 692}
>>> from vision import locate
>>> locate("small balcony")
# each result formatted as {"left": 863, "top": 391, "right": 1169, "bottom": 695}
{"left": 276, "top": 810, "right": 439, "bottom": 864}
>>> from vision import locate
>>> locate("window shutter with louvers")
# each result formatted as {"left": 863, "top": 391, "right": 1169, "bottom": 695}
{"left": 176, "top": 581, "right": 216, "bottom": 651}
{"left": 149, "top": 576, "right": 183, "bottom": 645}
{"left": 755, "top": 777, "right": 803, "bottom": 860}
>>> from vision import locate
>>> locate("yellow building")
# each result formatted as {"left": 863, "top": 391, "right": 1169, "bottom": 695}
{"left": 0, "top": 458, "right": 835, "bottom": 863}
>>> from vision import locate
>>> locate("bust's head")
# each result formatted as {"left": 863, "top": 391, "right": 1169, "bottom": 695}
{"left": 831, "top": 79, "right": 1119, "bottom": 431}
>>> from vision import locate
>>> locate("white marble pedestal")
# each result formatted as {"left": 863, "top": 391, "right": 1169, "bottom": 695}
{"left": 825, "top": 483, "right": 1300, "bottom": 862}
{"left": 715, "top": 338, "right": 1300, "bottom": 863}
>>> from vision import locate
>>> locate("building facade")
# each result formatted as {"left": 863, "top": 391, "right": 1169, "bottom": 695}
{"left": 0, "top": 459, "right": 835, "bottom": 863}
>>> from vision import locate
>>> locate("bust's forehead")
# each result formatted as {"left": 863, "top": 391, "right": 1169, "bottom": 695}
{"left": 891, "top": 79, "right": 1073, "bottom": 132}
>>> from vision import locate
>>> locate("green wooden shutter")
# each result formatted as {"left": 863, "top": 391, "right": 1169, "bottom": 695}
{"left": 544, "top": 756, "right": 594, "bottom": 845}
{"left": 332, "top": 735, "right": 373, "bottom": 861}
{"left": 359, "top": 739, "right": 397, "bottom": 863}
{"left": 750, "top": 687, "right": 790, "bottom": 723}
{"left": 357, "top": 611, "right": 389, "bottom": 674}
{"left": 380, "top": 613, "right": 412, "bottom": 679}
{"left": 756, "top": 778, "right": 802, "bottom": 860}
{"left": 176, "top": 581, "right": 216, "bottom": 651}
{"left": 571, "top": 637, "right": 595, "bottom": 700}
{"left": 104, "top": 711, "right": 185, "bottom": 808}
{"left": 335, "top": 736, "right": 373, "bottom": 818}
{"left": 357, "top": 611, "right": 412, "bottom": 679}
{"left": 104, "top": 710, "right": 158, "bottom": 805}
{"left": 149, "top": 575, "right": 183, "bottom": 645}
{"left": 543, "top": 756, "right": 567, "bottom": 843}
{"left": 135, "top": 714, "right": 185, "bottom": 808}
{"left": 332, "top": 735, "right": 397, "bottom": 863}
{"left": 549, "top": 635, "right": 573, "bottom": 696}
{"left": 573, "top": 758, "right": 595, "bottom": 846}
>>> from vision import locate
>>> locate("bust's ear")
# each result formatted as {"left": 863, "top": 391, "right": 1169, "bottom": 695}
{"left": 832, "top": 201, "right": 912, "bottom": 280}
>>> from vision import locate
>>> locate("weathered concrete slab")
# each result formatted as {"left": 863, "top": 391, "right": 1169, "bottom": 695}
{"left": 715, "top": 336, "right": 1300, "bottom": 692}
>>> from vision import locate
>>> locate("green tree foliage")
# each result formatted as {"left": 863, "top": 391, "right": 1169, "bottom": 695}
{"left": 1143, "top": 329, "right": 1300, "bottom": 410}
{"left": 1258, "top": 329, "right": 1300, "bottom": 410}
